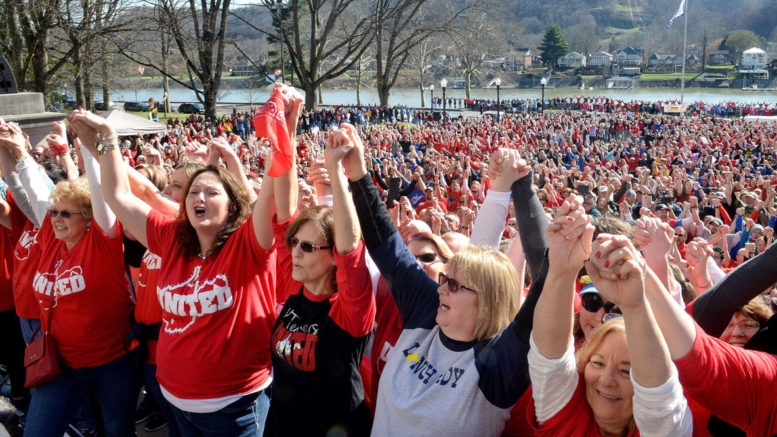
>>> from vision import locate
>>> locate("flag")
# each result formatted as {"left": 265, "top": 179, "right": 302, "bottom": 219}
{"left": 666, "top": 0, "right": 686, "bottom": 28}
{"left": 252, "top": 87, "right": 292, "bottom": 177}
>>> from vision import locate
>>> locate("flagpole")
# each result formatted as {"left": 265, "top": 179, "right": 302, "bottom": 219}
{"left": 680, "top": 0, "right": 688, "bottom": 108}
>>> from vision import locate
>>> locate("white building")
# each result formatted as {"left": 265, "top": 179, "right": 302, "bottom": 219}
{"left": 741, "top": 47, "right": 767, "bottom": 69}
{"left": 590, "top": 51, "right": 614, "bottom": 67}
{"left": 558, "top": 52, "right": 587, "bottom": 68}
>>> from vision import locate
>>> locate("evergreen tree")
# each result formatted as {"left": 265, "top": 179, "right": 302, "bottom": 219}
{"left": 539, "top": 24, "right": 569, "bottom": 67}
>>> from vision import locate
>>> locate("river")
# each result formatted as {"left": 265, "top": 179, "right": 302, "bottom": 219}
{"left": 110, "top": 86, "right": 777, "bottom": 107}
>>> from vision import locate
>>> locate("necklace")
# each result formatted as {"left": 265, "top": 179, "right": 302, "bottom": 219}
{"left": 197, "top": 252, "right": 207, "bottom": 259}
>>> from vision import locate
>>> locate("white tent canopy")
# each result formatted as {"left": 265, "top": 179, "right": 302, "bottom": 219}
{"left": 743, "top": 47, "right": 766, "bottom": 55}
{"left": 100, "top": 110, "right": 167, "bottom": 137}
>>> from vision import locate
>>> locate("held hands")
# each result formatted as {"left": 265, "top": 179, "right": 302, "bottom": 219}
{"left": 338, "top": 123, "right": 368, "bottom": 180}
{"left": 585, "top": 234, "right": 648, "bottom": 310}
{"left": 489, "top": 148, "right": 530, "bottom": 191}
{"left": 634, "top": 216, "right": 673, "bottom": 261}
{"left": 545, "top": 194, "right": 595, "bottom": 276}
{"left": 205, "top": 137, "right": 235, "bottom": 167}
{"left": 0, "top": 121, "right": 28, "bottom": 160}
{"left": 324, "top": 129, "right": 354, "bottom": 172}
{"left": 67, "top": 109, "right": 115, "bottom": 155}
{"left": 45, "top": 121, "right": 69, "bottom": 158}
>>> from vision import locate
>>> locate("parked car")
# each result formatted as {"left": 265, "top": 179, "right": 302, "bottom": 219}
{"left": 123, "top": 101, "right": 150, "bottom": 112}
{"left": 178, "top": 102, "right": 205, "bottom": 114}
{"left": 94, "top": 101, "right": 119, "bottom": 111}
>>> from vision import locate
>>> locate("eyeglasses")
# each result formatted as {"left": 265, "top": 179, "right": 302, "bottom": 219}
{"left": 287, "top": 237, "right": 332, "bottom": 253}
{"left": 415, "top": 253, "right": 440, "bottom": 264}
{"left": 32, "top": 152, "right": 42, "bottom": 158}
{"left": 581, "top": 293, "right": 620, "bottom": 315}
{"left": 48, "top": 209, "right": 82, "bottom": 219}
{"left": 438, "top": 272, "right": 477, "bottom": 294}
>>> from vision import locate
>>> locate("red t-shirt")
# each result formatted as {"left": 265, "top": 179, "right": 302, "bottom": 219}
{"left": 33, "top": 219, "right": 134, "bottom": 368}
{"left": 528, "top": 374, "right": 641, "bottom": 436}
{"left": 135, "top": 249, "right": 163, "bottom": 364}
{"left": 13, "top": 220, "right": 43, "bottom": 319}
{"left": 1, "top": 191, "right": 25, "bottom": 312}
{"left": 147, "top": 210, "right": 277, "bottom": 399}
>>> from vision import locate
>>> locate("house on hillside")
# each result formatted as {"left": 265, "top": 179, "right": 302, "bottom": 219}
{"left": 514, "top": 48, "right": 533, "bottom": 71}
{"left": 742, "top": 47, "right": 768, "bottom": 69}
{"left": 708, "top": 50, "right": 731, "bottom": 66}
{"left": 686, "top": 54, "right": 700, "bottom": 67}
{"left": 647, "top": 53, "right": 674, "bottom": 66}
{"left": 558, "top": 52, "right": 587, "bottom": 68}
{"left": 590, "top": 52, "right": 614, "bottom": 67}
{"left": 768, "top": 42, "right": 777, "bottom": 63}
{"left": 616, "top": 47, "right": 644, "bottom": 66}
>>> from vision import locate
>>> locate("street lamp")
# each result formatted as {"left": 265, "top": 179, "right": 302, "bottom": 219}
{"left": 494, "top": 77, "right": 501, "bottom": 122}
{"left": 440, "top": 78, "right": 448, "bottom": 123}
{"left": 540, "top": 77, "right": 548, "bottom": 114}
{"left": 430, "top": 85, "right": 434, "bottom": 111}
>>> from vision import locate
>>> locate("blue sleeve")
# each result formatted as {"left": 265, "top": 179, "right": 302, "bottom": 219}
{"left": 735, "top": 214, "right": 743, "bottom": 232}
{"left": 769, "top": 216, "right": 776, "bottom": 230}
{"left": 474, "top": 326, "right": 531, "bottom": 408}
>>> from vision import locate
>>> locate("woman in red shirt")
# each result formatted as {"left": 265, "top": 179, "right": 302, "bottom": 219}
{"left": 0, "top": 121, "right": 136, "bottom": 437}
{"left": 68, "top": 86, "right": 302, "bottom": 435}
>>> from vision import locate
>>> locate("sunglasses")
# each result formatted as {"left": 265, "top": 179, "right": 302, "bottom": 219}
{"left": 287, "top": 237, "right": 332, "bottom": 253}
{"left": 48, "top": 209, "right": 82, "bottom": 219}
{"left": 438, "top": 272, "right": 477, "bottom": 294}
{"left": 581, "top": 293, "right": 620, "bottom": 315}
{"left": 415, "top": 253, "right": 440, "bottom": 264}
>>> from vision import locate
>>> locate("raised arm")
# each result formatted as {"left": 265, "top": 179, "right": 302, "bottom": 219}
{"left": 126, "top": 165, "right": 180, "bottom": 217}
{"left": 68, "top": 110, "right": 151, "bottom": 248}
{"left": 532, "top": 197, "right": 593, "bottom": 359}
{"left": 80, "top": 144, "right": 117, "bottom": 236}
{"left": 0, "top": 122, "right": 50, "bottom": 225}
{"left": 0, "top": 144, "right": 37, "bottom": 226}
{"left": 587, "top": 235, "right": 673, "bottom": 388}
{"left": 325, "top": 129, "right": 361, "bottom": 254}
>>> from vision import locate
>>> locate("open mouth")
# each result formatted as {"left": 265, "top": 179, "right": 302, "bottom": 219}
{"left": 439, "top": 302, "right": 450, "bottom": 311}
{"left": 193, "top": 206, "right": 206, "bottom": 217}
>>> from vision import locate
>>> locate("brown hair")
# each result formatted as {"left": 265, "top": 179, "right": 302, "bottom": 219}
{"left": 135, "top": 164, "right": 168, "bottom": 191}
{"left": 740, "top": 296, "right": 773, "bottom": 326}
{"left": 408, "top": 231, "right": 454, "bottom": 263}
{"left": 175, "top": 165, "right": 253, "bottom": 258}
{"left": 284, "top": 206, "right": 337, "bottom": 291}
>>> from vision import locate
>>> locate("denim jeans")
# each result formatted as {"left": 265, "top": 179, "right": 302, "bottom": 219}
{"left": 19, "top": 317, "right": 41, "bottom": 345}
{"left": 171, "top": 389, "right": 270, "bottom": 437}
{"left": 144, "top": 362, "right": 182, "bottom": 437}
{"left": 23, "top": 353, "right": 138, "bottom": 437}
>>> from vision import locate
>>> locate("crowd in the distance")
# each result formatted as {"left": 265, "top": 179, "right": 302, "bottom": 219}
{"left": 1, "top": 85, "right": 777, "bottom": 437}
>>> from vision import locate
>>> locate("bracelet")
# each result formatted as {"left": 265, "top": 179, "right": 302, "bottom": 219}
{"left": 97, "top": 143, "right": 117, "bottom": 155}
{"left": 55, "top": 143, "right": 69, "bottom": 156}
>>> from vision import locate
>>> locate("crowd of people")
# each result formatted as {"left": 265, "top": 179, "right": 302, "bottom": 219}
{"left": 1, "top": 84, "right": 777, "bottom": 437}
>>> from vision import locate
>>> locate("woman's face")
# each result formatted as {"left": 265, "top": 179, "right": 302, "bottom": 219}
{"left": 436, "top": 267, "right": 479, "bottom": 342}
{"left": 720, "top": 312, "right": 760, "bottom": 347}
{"left": 408, "top": 239, "right": 446, "bottom": 281}
{"left": 185, "top": 172, "right": 231, "bottom": 234}
{"left": 164, "top": 167, "right": 190, "bottom": 202}
{"left": 584, "top": 332, "right": 634, "bottom": 435}
{"left": 579, "top": 294, "right": 614, "bottom": 338}
{"left": 289, "top": 221, "right": 335, "bottom": 286}
{"left": 50, "top": 200, "right": 91, "bottom": 248}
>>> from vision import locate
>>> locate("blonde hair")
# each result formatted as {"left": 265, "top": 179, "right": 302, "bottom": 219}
{"left": 49, "top": 178, "right": 93, "bottom": 220}
{"left": 447, "top": 246, "right": 520, "bottom": 341}
{"left": 575, "top": 318, "right": 636, "bottom": 437}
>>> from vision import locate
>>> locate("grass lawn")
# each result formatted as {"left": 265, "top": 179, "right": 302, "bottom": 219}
{"left": 705, "top": 65, "right": 735, "bottom": 70}
{"left": 640, "top": 73, "right": 686, "bottom": 80}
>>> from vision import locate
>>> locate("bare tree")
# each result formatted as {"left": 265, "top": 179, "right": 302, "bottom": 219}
{"left": 119, "top": 0, "right": 232, "bottom": 119}
{"left": 353, "top": 52, "right": 374, "bottom": 106}
{"left": 372, "top": 0, "right": 470, "bottom": 106}
{"left": 448, "top": 10, "right": 494, "bottom": 100}
{"left": 232, "top": 0, "right": 375, "bottom": 109}
{"left": 410, "top": 37, "right": 438, "bottom": 108}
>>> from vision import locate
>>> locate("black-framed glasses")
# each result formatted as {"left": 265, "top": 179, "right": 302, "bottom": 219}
{"left": 415, "top": 253, "right": 439, "bottom": 264}
{"left": 581, "top": 293, "right": 620, "bottom": 315}
{"left": 438, "top": 272, "right": 477, "bottom": 294}
{"left": 48, "top": 209, "right": 82, "bottom": 219}
{"left": 287, "top": 237, "right": 332, "bottom": 253}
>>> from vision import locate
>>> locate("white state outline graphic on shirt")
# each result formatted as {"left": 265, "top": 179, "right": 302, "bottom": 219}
{"left": 157, "top": 266, "right": 233, "bottom": 334}
{"left": 14, "top": 227, "right": 39, "bottom": 261}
